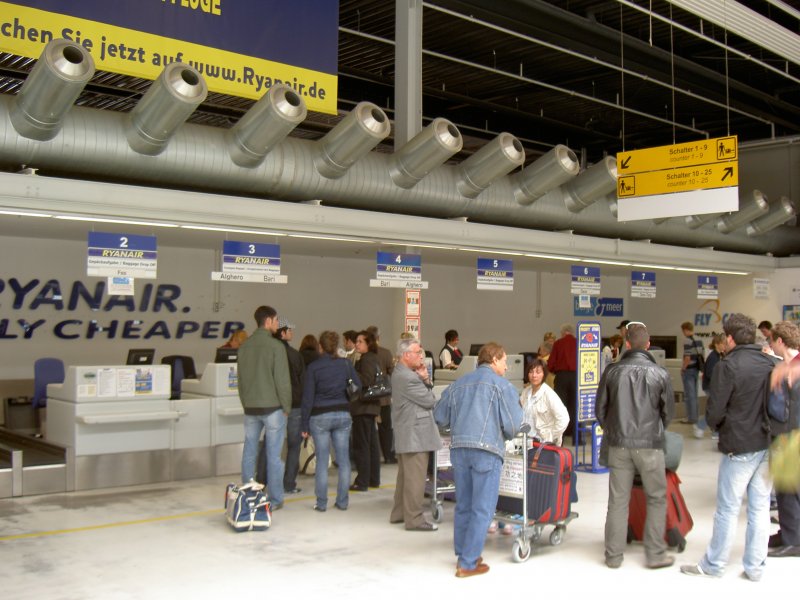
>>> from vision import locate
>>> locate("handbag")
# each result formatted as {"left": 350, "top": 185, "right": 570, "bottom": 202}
{"left": 362, "top": 367, "right": 392, "bottom": 401}
{"left": 346, "top": 377, "right": 361, "bottom": 402}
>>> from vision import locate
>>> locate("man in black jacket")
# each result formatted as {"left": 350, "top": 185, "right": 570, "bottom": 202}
{"left": 681, "top": 313, "right": 777, "bottom": 582}
{"left": 275, "top": 317, "right": 306, "bottom": 494}
{"left": 597, "top": 321, "right": 675, "bottom": 570}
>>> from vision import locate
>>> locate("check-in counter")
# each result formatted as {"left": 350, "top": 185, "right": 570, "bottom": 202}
{"left": 181, "top": 363, "right": 241, "bottom": 476}
{"left": 46, "top": 365, "right": 177, "bottom": 490}
{"left": 434, "top": 354, "right": 526, "bottom": 391}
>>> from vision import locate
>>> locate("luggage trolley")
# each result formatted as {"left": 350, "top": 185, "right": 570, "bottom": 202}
{"left": 495, "top": 425, "right": 579, "bottom": 562}
{"left": 429, "top": 431, "right": 455, "bottom": 523}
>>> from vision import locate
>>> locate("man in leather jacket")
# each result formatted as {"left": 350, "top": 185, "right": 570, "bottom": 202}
{"left": 681, "top": 313, "right": 778, "bottom": 581}
{"left": 596, "top": 322, "right": 675, "bottom": 570}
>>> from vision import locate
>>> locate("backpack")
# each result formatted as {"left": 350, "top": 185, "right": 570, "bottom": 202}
{"left": 224, "top": 481, "right": 271, "bottom": 532}
{"left": 692, "top": 337, "right": 705, "bottom": 371}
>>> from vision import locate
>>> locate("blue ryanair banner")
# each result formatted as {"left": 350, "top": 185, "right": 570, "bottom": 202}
{"left": 0, "top": 0, "right": 339, "bottom": 113}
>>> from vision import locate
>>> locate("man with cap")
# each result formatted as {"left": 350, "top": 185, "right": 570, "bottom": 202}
{"left": 275, "top": 316, "right": 305, "bottom": 494}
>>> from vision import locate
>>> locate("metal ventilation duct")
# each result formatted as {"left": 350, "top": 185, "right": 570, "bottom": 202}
{"left": 1, "top": 45, "right": 798, "bottom": 256}
{"left": 10, "top": 39, "right": 95, "bottom": 141}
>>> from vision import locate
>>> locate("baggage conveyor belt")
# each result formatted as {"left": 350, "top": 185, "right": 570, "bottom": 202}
{"left": 0, "top": 428, "right": 73, "bottom": 498}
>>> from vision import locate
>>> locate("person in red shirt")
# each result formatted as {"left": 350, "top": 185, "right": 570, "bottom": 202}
{"left": 547, "top": 323, "right": 577, "bottom": 440}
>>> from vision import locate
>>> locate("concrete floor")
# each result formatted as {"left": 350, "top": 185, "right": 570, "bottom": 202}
{"left": 1, "top": 423, "right": 795, "bottom": 599}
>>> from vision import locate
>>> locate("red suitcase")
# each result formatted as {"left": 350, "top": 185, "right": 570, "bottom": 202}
{"left": 496, "top": 441, "right": 576, "bottom": 523}
{"left": 627, "top": 469, "right": 693, "bottom": 551}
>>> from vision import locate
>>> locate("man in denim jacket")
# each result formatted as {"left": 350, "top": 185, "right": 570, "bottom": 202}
{"left": 434, "top": 342, "right": 522, "bottom": 578}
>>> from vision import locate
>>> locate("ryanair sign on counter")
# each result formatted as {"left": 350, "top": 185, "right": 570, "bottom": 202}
{"left": 0, "top": 0, "right": 339, "bottom": 114}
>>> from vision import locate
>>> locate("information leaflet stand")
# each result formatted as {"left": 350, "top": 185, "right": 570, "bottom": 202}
{"left": 574, "top": 321, "right": 607, "bottom": 473}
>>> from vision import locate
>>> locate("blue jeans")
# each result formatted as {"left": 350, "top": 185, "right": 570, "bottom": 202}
{"left": 242, "top": 411, "right": 287, "bottom": 506}
{"left": 451, "top": 447, "right": 502, "bottom": 570}
{"left": 310, "top": 411, "right": 352, "bottom": 510}
{"left": 284, "top": 408, "right": 303, "bottom": 491}
{"left": 699, "top": 450, "right": 770, "bottom": 580}
{"left": 681, "top": 368, "right": 699, "bottom": 423}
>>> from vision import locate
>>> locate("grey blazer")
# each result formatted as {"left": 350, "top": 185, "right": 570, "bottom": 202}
{"left": 390, "top": 363, "right": 441, "bottom": 454}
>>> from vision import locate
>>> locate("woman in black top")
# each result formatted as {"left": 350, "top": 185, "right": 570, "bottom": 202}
{"left": 350, "top": 330, "right": 383, "bottom": 491}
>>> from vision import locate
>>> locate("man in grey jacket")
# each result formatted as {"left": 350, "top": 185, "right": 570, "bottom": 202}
{"left": 596, "top": 321, "right": 675, "bottom": 570}
{"left": 389, "top": 337, "right": 440, "bottom": 531}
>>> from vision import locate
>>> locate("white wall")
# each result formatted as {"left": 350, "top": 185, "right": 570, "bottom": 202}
{"left": 0, "top": 235, "right": 793, "bottom": 380}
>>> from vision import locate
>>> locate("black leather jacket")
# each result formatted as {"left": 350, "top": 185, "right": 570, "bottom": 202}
{"left": 596, "top": 349, "right": 674, "bottom": 449}
{"left": 707, "top": 343, "right": 777, "bottom": 454}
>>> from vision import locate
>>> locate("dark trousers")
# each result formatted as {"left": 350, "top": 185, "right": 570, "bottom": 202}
{"left": 777, "top": 490, "right": 800, "bottom": 545}
{"left": 352, "top": 414, "right": 381, "bottom": 487}
{"left": 378, "top": 404, "right": 396, "bottom": 463}
{"left": 554, "top": 370, "right": 577, "bottom": 439}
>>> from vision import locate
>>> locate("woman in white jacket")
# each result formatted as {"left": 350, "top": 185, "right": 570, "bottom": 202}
{"left": 521, "top": 358, "right": 570, "bottom": 446}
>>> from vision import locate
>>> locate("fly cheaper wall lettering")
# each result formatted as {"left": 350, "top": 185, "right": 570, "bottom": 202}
{"left": 0, "top": 0, "right": 338, "bottom": 112}
{"left": 0, "top": 278, "right": 244, "bottom": 340}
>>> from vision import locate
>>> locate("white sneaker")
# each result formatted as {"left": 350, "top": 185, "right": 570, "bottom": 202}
{"left": 693, "top": 425, "right": 704, "bottom": 439}
{"left": 487, "top": 520, "right": 498, "bottom": 534}
{"left": 711, "top": 432, "right": 719, "bottom": 441}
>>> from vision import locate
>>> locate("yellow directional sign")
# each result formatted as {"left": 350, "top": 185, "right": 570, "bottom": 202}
{"left": 617, "top": 162, "right": 738, "bottom": 198}
{"left": 617, "top": 135, "right": 737, "bottom": 176}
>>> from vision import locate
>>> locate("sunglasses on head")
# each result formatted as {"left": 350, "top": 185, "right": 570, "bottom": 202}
{"left": 626, "top": 321, "right": 645, "bottom": 329}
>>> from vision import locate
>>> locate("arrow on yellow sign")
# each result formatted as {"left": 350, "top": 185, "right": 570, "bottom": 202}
{"left": 617, "top": 162, "right": 738, "bottom": 198}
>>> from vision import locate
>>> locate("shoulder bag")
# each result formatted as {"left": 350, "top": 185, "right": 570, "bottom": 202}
{"left": 362, "top": 366, "right": 392, "bottom": 401}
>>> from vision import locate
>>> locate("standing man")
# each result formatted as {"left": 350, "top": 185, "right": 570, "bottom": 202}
{"left": 274, "top": 316, "right": 305, "bottom": 495}
{"left": 547, "top": 323, "right": 577, "bottom": 440}
{"left": 367, "top": 325, "right": 396, "bottom": 465}
{"left": 237, "top": 305, "right": 292, "bottom": 509}
{"left": 596, "top": 322, "right": 675, "bottom": 570}
{"left": 681, "top": 313, "right": 777, "bottom": 581}
{"left": 434, "top": 342, "right": 522, "bottom": 578}
{"left": 341, "top": 330, "right": 360, "bottom": 364}
{"left": 765, "top": 320, "right": 800, "bottom": 557}
{"left": 680, "top": 321, "right": 704, "bottom": 424}
{"left": 389, "top": 337, "right": 440, "bottom": 532}
{"left": 439, "top": 329, "right": 463, "bottom": 369}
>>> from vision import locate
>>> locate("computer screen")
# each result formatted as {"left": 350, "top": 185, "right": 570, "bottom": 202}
{"left": 215, "top": 347, "right": 238, "bottom": 363}
{"left": 126, "top": 348, "right": 155, "bottom": 366}
{"left": 469, "top": 343, "right": 485, "bottom": 356}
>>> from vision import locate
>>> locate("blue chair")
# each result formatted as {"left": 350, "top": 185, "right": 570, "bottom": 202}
{"left": 32, "top": 358, "right": 65, "bottom": 409}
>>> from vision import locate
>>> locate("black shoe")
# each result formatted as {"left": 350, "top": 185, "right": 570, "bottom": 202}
{"left": 769, "top": 545, "right": 800, "bottom": 558}
{"left": 385, "top": 458, "right": 398, "bottom": 464}
{"left": 769, "top": 532, "right": 783, "bottom": 548}
{"left": 284, "top": 487, "right": 302, "bottom": 495}
{"left": 349, "top": 484, "right": 368, "bottom": 492}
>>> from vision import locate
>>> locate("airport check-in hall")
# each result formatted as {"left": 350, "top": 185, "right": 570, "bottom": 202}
{"left": 1, "top": 1, "right": 799, "bottom": 597}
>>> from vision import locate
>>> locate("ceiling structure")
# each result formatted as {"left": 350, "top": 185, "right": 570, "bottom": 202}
{"left": 0, "top": 0, "right": 798, "bottom": 261}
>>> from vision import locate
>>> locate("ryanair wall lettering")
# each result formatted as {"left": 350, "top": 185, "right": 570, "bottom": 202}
{"left": 0, "top": 278, "right": 243, "bottom": 340}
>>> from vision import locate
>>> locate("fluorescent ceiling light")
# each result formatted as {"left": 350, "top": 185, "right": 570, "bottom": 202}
{"left": 0, "top": 209, "right": 52, "bottom": 218}
{"left": 404, "top": 243, "right": 458, "bottom": 250}
{"left": 55, "top": 215, "right": 178, "bottom": 228}
{"left": 288, "top": 233, "right": 373, "bottom": 243}
{"left": 581, "top": 258, "right": 632, "bottom": 266}
{"left": 631, "top": 263, "right": 677, "bottom": 270}
{"left": 711, "top": 269, "right": 750, "bottom": 276}
{"left": 524, "top": 252, "right": 580, "bottom": 261}
{"left": 181, "top": 225, "right": 286, "bottom": 236}
{"left": 458, "top": 248, "right": 524, "bottom": 256}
